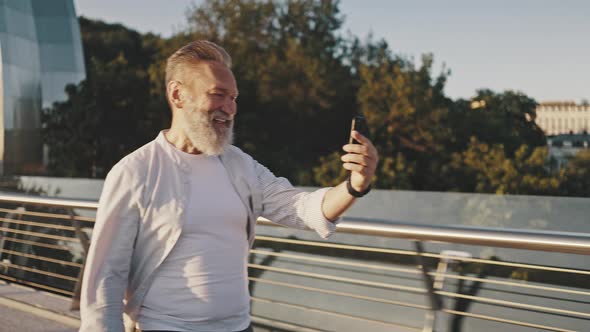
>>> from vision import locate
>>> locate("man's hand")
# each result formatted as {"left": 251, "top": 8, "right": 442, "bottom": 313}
{"left": 341, "top": 130, "right": 379, "bottom": 192}
{"left": 321, "top": 130, "right": 379, "bottom": 221}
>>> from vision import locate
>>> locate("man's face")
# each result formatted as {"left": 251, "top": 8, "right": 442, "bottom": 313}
{"left": 179, "top": 61, "right": 238, "bottom": 155}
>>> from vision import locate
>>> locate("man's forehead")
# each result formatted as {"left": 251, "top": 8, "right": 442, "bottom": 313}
{"left": 187, "top": 61, "right": 237, "bottom": 91}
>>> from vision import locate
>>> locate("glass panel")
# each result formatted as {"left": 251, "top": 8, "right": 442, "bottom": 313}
{"left": 0, "top": 5, "right": 7, "bottom": 32}
{"left": 35, "top": 16, "right": 75, "bottom": 44}
{"left": 4, "top": 0, "right": 32, "bottom": 13}
{"left": 0, "top": 0, "right": 84, "bottom": 175}
{"left": 4, "top": 4, "right": 36, "bottom": 40}
{"left": 38, "top": 42, "right": 77, "bottom": 71}
{"left": 30, "top": 0, "right": 69, "bottom": 18}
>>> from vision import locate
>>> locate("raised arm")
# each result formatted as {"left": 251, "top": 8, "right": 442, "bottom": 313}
{"left": 322, "top": 130, "right": 379, "bottom": 220}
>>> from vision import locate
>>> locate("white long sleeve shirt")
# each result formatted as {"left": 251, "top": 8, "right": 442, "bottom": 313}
{"left": 80, "top": 131, "right": 338, "bottom": 332}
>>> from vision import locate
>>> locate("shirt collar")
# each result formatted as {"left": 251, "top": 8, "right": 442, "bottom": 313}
{"left": 155, "top": 130, "right": 231, "bottom": 172}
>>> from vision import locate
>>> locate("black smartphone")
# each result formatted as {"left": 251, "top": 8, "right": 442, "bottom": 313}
{"left": 349, "top": 115, "right": 370, "bottom": 144}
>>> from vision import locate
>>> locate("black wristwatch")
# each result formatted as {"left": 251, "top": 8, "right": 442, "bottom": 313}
{"left": 346, "top": 176, "right": 371, "bottom": 198}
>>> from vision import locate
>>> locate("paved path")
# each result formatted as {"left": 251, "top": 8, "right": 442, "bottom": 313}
{"left": 0, "top": 303, "right": 78, "bottom": 332}
{"left": 0, "top": 281, "right": 80, "bottom": 332}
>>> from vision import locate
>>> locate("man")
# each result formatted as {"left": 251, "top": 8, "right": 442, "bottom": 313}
{"left": 80, "top": 40, "right": 378, "bottom": 332}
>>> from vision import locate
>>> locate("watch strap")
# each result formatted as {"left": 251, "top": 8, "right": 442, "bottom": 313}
{"left": 346, "top": 176, "right": 371, "bottom": 197}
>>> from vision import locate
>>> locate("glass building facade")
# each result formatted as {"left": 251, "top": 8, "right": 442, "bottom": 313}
{"left": 0, "top": 0, "right": 85, "bottom": 175}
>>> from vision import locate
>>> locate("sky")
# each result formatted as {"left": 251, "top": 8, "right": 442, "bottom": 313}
{"left": 73, "top": 0, "right": 590, "bottom": 102}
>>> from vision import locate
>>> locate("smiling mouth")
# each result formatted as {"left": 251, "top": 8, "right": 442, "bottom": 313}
{"left": 212, "top": 117, "right": 232, "bottom": 128}
{"left": 213, "top": 118, "right": 231, "bottom": 124}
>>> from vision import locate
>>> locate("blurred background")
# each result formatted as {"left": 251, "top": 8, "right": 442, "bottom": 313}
{"left": 1, "top": 0, "right": 589, "bottom": 197}
{"left": 1, "top": 1, "right": 589, "bottom": 331}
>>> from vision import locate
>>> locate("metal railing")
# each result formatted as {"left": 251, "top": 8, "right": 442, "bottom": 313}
{"left": 0, "top": 192, "right": 589, "bottom": 331}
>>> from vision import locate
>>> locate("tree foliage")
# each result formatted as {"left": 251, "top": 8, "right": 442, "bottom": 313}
{"left": 448, "top": 138, "right": 561, "bottom": 195}
{"left": 560, "top": 150, "right": 590, "bottom": 197}
{"left": 43, "top": 17, "right": 169, "bottom": 177}
{"left": 449, "top": 89, "right": 546, "bottom": 155}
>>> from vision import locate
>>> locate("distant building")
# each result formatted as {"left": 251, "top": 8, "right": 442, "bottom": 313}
{"left": 535, "top": 101, "right": 590, "bottom": 136}
{"left": 547, "top": 133, "right": 590, "bottom": 169}
{"left": 0, "top": 0, "right": 85, "bottom": 175}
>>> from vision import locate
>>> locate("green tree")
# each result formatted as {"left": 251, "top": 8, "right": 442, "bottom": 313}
{"left": 449, "top": 89, "right": 546, "bottom": 156}
{"left": 42, "top": 18, "right": 169, "bottom": 177}
{"left": 449, "top": 137, "right": 561, "bottom": 195}
{"left": 560, "top": 150, "right": 590, "bottom": 197}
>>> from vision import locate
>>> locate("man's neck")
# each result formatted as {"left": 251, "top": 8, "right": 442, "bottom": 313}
{"left": 164, "top": 128, "right": 203, "bottom": 155}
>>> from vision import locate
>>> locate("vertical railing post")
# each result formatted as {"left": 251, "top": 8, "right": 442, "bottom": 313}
{"left": 432, "top": 250, "right": 472, "bottom": 331}
{"left": 7, "top": 207, "right": 26, "bottom": 279}
{"left": 70, "top": 209, "right": 90, "bottom": 311}
{"left": 414, "top": 241, "right": 442, "bottom": 332}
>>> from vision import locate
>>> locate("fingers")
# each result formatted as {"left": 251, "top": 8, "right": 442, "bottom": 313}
{"left": 341, "top": 153, "right": 368, "bottom": 166}
{"left": 342, "top": 162, "right": 370, "bottom": 174}
{"left": 350, "top": 130, "right": 370, "bottom": 145}
{"left": 342, "top": 131, "right": 379, "bottom": 191}
{"left": 342, "top": 131, "right": 379, "bottom": 177}
{"left": 341, "top": 154, "right": 377, "bottom": 174}
{"left": 341, "top": 146, "right": 378, "bottom": 174}
{"left": 343, "top": 131, "right": 378, "bottom": 161}
{"left": 343, "top": 144, "right": 373, "bottom": 157}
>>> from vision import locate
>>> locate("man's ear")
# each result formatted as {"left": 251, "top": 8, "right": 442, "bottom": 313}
{"left": 167, "top": 80, "right": 185, "bottom": 109}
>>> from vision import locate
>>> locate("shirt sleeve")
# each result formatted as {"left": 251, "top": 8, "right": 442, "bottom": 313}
{"left": 80, "top": 161, "right": 141, "bottom": 332}
{"left": 254, "top": 161, "right": 339, "bottom": 238}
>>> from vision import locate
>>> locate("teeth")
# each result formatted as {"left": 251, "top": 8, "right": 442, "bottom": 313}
{"left": 214, "top": 118, "right": 227, "bottom": 122}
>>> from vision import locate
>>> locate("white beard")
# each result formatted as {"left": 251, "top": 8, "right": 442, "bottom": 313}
{"left": 180, "top": 108, "right": 234, "bottom": 156}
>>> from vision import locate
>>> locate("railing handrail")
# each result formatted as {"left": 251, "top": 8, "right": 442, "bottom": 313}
{"left": 1, "top": 192, "right": 589, "bottom": 255}
{"left": 258, "top": 217, "right": 590, "bottom": 256}
{"left": 338, "top": 218, "right": 590, "bottom": 255}
{"left": 0, "top": 192, "right": 98, "bottom": 210}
